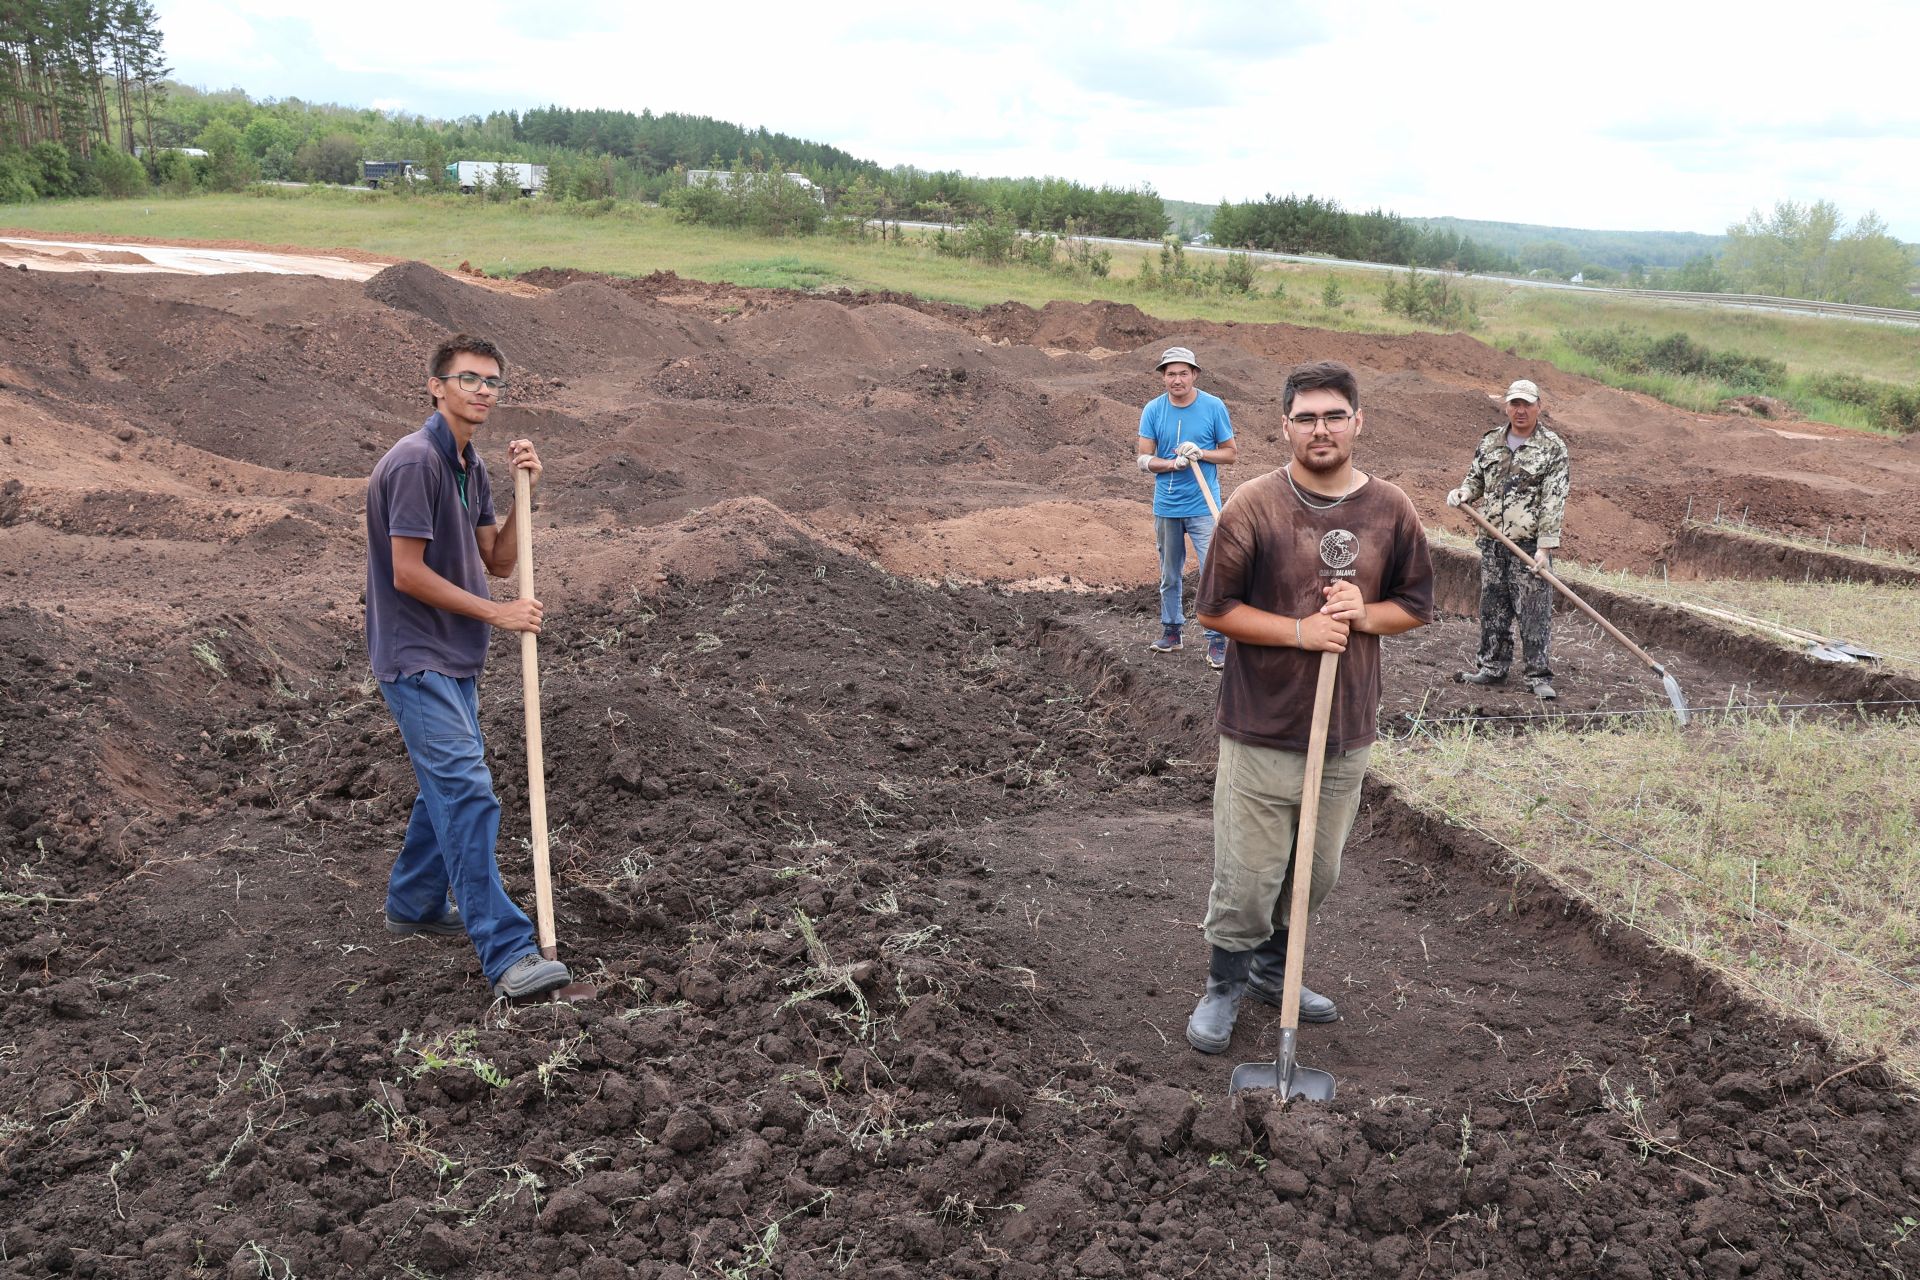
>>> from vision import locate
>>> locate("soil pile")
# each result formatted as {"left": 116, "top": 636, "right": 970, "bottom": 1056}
{"left": 2, "top": 260, "right": 1917, "bottom": 1278}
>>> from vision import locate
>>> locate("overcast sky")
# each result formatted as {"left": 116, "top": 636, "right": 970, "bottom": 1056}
{"left": 155, "top": 0, "right": 1920, "bottom": 239}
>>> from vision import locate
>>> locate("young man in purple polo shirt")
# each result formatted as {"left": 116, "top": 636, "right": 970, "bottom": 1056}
{"left": 365, "top": 333, "right": 570, "bottom": 1001}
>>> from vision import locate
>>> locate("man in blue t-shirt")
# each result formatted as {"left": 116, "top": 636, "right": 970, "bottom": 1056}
{"left": 365, "top": 332, "right": 571, "bottom": 1002}
{"left": 1136, "top": 345, "right": 1238, "bottom": 668}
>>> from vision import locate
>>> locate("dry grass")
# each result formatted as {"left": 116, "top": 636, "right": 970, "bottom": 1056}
{"left": 1375, "top": 714, "right": 1920, "bottom": 1082}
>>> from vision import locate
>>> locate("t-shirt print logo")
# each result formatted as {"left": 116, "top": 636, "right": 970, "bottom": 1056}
{"left": 1320, "top": 529, "right": 1358, "bottom": 570}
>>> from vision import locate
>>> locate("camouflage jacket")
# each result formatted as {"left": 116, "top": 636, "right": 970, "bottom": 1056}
{"left": 1456, "top": 424, "right": 1570, "bottom": 548}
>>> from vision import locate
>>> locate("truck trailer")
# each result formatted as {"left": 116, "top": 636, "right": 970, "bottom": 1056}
{"left": 447, "top": 161, "right": 547, "bottom": 197}
{"left": 362, "top": 160, "right": 418, "bottom": 188}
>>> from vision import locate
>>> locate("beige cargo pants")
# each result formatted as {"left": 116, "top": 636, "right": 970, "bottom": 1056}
{"left": 1202, "top": 736, "right": 1371, "bottom": 952}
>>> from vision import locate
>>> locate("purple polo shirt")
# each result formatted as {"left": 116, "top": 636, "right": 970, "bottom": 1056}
{"left": 365, "top": 413, "right": 499, "bottom": 681}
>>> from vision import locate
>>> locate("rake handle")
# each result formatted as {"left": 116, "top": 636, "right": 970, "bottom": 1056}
{"left": 1458, "top": 503, "right": 1666, "bottom": 675}
{"left": 514, "top": 466, "right": 557, "bottom": 959}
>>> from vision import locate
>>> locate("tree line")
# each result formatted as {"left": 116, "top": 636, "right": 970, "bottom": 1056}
{"left": 1208, "top": 193, "right": 1518, "bottom": 274}
{"left": 0, "top": 0, "right": 167, "bottom": 200}
{"left": 7, "top": 79, "right": 1172, "bottom": 239}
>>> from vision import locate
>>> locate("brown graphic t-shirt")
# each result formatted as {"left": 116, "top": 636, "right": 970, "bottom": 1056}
{"left": 1196, "top": 469, "right": 1434, "bottom": 754}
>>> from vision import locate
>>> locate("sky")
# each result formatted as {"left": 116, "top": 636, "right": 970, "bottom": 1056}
{"left": 153, "top": 0, "right": 1920, "bottom": 239}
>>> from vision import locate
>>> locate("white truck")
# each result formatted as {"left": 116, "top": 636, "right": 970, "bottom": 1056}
{"left": 447, "top": 161, "right": 547, "bottom": 197}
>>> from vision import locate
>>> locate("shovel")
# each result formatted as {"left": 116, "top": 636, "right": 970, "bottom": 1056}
{"left": 513, "top": 466, "right": 595, "bottom": 1002}
{"left": 1458, "top": 503, "right": 1690, "bottom": 725}
{"left": 1230, "top": 650, "right": 1340, "bottom": 1102}
{"left": 1658, "top": 599, "right": 1866, "bottom": 664}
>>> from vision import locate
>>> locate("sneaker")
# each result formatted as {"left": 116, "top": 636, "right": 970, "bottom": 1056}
{"left": 1149, "top": 627, "right": 1182, "bottom": 652}
{"left": 1206, "top": 636, "right": 1227, "bottom": 670}
{"left": 1530, "top": 678, "right": 1558, "bottom": 701}
{"left": 385, "top": 905, "right": 465, "bottom": 937}
{"left": 492, "top": 953, "right": 571, "bottom": 1000}
{"left": 1458, "top": 668, "right": 1506, "bottom": 686}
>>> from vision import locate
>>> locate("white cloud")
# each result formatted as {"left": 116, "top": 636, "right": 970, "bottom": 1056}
{"left": 150, "top": 0, "right": 1920, "bottom": 237}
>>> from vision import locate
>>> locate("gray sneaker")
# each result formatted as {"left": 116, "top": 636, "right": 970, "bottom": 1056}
{"left": 1530, "top": 679, "right": 1558, "bottom": 701}
{"left": 492, "top": 953, "right": 571, "bottom": 1000}
{"left": 1458, "top": 668, "right": 1506, "bottom": 686}
{"left": 385, "top": 905, "right": 465, "bottom": 937}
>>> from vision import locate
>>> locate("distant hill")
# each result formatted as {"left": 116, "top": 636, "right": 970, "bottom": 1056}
{"left": 1162, "top": 199, "right": 1216, "bottom": 240}
{"left": 1158, "top": 203, "right": 1723, "bottom": 268}
{"left": 1405, "top": 217, "right": 1726, "bottom": 270}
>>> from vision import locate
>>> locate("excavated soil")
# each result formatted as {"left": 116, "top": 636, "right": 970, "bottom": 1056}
{"left": 3, "top": 259, "right": 1919, "bottom": 1280}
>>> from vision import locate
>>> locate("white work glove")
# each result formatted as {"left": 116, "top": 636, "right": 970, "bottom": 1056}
{"left": 1174, "top": 441, "right": 1203, "bottom": 461}
{"left": 1135, "top": 453, "right": 1154, "bottom": 473}
{"left": 1445, "top": 488, "right": 1467, "bottom": 509}
{"left": 1169, "top": 454, "right": 1191, "bottom": 470}
{"left": 1532, "top": 549, "right": 1553, "bottom": 575}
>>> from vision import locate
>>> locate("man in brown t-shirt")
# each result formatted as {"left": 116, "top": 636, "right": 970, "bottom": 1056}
{"left": 1185, "top": 360, "right": 1435, "bottom": 1054}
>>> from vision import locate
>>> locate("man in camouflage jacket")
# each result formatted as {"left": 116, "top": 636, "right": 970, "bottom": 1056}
{"left": 1446, "top": 379, "right": 1570, "bottom": 700}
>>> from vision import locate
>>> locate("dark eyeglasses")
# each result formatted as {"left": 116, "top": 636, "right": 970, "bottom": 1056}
{"left": 437, "top": 371, "right": 508, "bottom": 394}
{"left": 1288, "top": 411, "right": 1354, "bottom": 432}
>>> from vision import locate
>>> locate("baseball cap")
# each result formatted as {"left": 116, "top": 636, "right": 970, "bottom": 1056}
{"left": 1156, "top": 346, "right": 1200, "bottom": 371}
{"left": 1505, "top": 379, "right": 1540, "bottom": 404}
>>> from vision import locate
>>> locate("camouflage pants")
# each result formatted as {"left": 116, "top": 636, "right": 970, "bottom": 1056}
{"left": 1475, "top": 538, "right": 1554, "bottom": 680}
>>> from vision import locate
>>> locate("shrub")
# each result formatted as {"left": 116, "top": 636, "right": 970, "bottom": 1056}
{"left": 0, "top": 151, "right": 38, "bottom": 204}
{"left": 1561, "top": 326, "right": 1782, "bottom": 390}
{"left": 27, "top": 141, "right": 80, "bottom": 196}
{"left": 89, "top": 148, "right": 148, "bottom": 197}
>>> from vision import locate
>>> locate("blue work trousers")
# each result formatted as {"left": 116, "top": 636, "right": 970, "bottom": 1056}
{"left": 379, "top": 671, "right": 538, "bottom": 984}
{"left": 1156, "top": 513, "right": 1220, "bottom": 639}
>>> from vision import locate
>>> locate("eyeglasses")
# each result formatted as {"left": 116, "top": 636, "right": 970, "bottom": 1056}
{"left": 436, "top": 371, "right": 508, "bottom": 394}
{"left": 1287, "top": 411, "right": 1354, "bottom": 433}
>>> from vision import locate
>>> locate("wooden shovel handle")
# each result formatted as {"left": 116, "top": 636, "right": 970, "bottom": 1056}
{"left": 1278, "top": 650, "right": 1340, "bottom": 1033}
{"left": 1457, "top": 503, "right": 1666, "bottom": 675}
{"left": 514, "top": 467, "right": 557, "bottom": 959}
{"left": 1190, "top": 456, "right": 1223, "bottom": 520}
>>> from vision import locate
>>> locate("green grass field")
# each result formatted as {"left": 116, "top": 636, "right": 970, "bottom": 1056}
{"left": 9, "top": 190, "right": 1920, "bottom": 414}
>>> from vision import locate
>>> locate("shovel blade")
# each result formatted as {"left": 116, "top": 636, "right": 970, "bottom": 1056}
{"left": 1229, "top": 1026, "right": 1336, "bottom": 1100}
{"left": 1228, "top": 1060, "right": 1336, "bottom": 1101}
{"left": 1805, "top": 643, "right": 1857, "bottom": 664}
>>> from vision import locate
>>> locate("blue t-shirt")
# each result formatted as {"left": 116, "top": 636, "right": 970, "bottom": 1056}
{"left": 1138, "top": 389, "right": 1234, "bottom": 518}
{"left": 365, "top": 413, "right": 499, "bottom": 681}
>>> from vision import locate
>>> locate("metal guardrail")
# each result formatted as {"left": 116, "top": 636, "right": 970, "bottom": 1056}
{"left": 1611, "top": 288, "right": 1920, "bottom": 325}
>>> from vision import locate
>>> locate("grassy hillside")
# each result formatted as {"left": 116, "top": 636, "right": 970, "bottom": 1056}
{"left": 1406, "top": 215, "right": 1726, "bottom": 270}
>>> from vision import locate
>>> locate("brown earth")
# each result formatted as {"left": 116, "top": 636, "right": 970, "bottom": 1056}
{"left": 2, "top": 259, "right": 1918, "bottom": 1280}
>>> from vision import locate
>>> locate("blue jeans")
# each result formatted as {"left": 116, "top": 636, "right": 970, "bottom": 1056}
{"left": 379, "top": 671, "right": 538, "bottom": 984}
{"left": 1156, "top": 513, "right": 1219, "bottom": 639}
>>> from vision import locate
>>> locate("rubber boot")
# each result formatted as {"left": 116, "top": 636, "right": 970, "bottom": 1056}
{"left": 1245, "top": 931, "right": 1340, "bottom": 1023}
{"left": 1186, "top": 946, "right": 1253, "bottom": 1054}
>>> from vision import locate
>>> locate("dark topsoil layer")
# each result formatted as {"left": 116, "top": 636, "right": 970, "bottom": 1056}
{"left": 3, "top": 534, "right": 1917, "bottom": 1280}
{"left": 2, "top": 263, "right": 1918, "bottom": 1279}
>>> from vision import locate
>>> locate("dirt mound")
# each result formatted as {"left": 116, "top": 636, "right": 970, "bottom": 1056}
{"left": 1027, "top": 298, "right": 1165, "bottom": 351}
